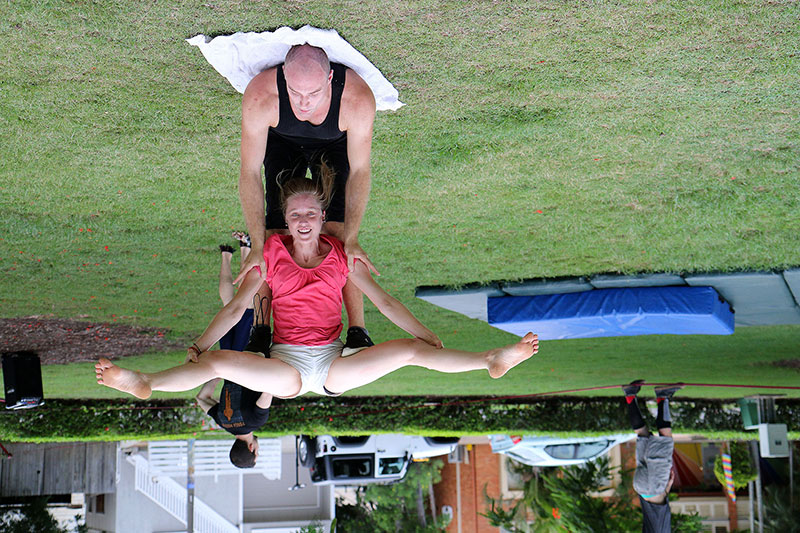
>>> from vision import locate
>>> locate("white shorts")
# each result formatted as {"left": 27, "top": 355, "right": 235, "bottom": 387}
{"left": 270, "top": 340, "right": 344, "bottom": 396}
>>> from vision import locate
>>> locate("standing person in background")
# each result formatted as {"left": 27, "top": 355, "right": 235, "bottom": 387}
{"left": 622, "top": 380, "right": 684, "bottom": 533}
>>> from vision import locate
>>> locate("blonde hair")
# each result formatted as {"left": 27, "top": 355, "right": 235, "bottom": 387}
{"left": 277, "top": 161, "right": 335, "bottom": 214}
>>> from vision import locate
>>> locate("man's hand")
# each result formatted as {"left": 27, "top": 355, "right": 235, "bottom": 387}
{"left": 665, "top": 469, "right": 675, "bottom": 494}
{"left": 344, "top": 240, "right": 379, "bottom": 275}
{"left": 235, "top": 244, "right": 266, "bottom": 284}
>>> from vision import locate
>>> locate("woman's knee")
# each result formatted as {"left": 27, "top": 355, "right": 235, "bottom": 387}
{"left": 388, "top": 338, "right": 426, "bottom": 363}
{"left": 203, "top": 350, "right": 239, "bottom": 376}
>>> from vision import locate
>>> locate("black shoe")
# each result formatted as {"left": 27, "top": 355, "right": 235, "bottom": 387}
{"left": 219, "top": 244, "right": 234, "bottom": 254}
{"left": 655, "top": 383, "right": 684, "bottom": 399}
{"left": 244, "top": 325, "right": 271, "bottom": 356}
{"left": 622, "top": 379, "right": 645, "bottom": 397}
{"left": 232, "top": 231, "right": 251, "bottom": 248}
{"left": 342, "top": 326, "right": 374, "bottom": 357}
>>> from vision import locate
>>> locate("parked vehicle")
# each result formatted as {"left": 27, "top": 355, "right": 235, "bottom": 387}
{"left": 489, "top": 433, "right": 636, "bottom": 467}
{"left": 299, "top": 435, "right": 459, "bottom": 486}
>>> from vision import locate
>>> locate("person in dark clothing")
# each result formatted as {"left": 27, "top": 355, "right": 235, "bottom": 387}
{"left": 236, "top": 43, "right": 378, "bottom": 354}
{"left": 217, "top": 232, "right": 255, "bottom": 353}
{"left": 622, "top": 380, "right": 683, "bottom": 533}
{"left": 195, "top": 378, "right": 272, "bottom": 468}
{"left": 192, "top": 235, "right": 272, "bottom": 469}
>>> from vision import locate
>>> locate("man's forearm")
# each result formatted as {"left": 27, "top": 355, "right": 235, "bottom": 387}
{"left": 343, "top": 167, "right": 371, "bottom": 243}
{"left": 239, "top": 169, "right": 267, "bottom": 248}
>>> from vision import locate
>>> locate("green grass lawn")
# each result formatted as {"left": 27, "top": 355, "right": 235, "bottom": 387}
{"left": 1, "top": 0, "right": 799, "bottom": 402}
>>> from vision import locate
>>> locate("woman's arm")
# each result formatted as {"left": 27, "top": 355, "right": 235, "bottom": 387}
{"left": 195, "top": 378, "right": 221, "bottom": 414}
{"left": 348, "top": 261, "right": 442, "bottom": 348}
{"left": 187, "top": 269, "right": 267, "bottom": 361}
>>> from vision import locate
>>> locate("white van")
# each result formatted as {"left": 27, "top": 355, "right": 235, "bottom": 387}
{"left": 299, "top": 435, "right": 459, "bottom": 486}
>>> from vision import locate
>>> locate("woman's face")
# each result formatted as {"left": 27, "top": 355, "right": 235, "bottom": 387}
{"left": 285, "top": 193, "right": 324, "bottom": 243}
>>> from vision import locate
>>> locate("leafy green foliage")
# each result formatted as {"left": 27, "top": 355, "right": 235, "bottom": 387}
{"left": 2, "top": 397, "right": 798, "bottom": 441}
{"left": 762, "top": 485, "right": 800, "bottom": 532}
{"left": 336, "top": 460, "right": 449, "bottom": 533}
{"left": 713, "top": 442, "right": 757, "bottom": 490}
{"left": 483, "top": 458, "right": 703, "bottom": 532}
{"left": 0, "top": 498, "right": 86, "bottom": 533}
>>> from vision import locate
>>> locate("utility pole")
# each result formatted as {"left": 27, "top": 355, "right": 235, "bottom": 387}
{"left": 187, "top": 438, "right": 195, "bottom": 533}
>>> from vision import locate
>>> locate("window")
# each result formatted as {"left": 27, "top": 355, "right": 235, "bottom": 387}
{"left": 378, "top": 458, "right": 405, "bottom": 476}
{"left": 544, "top": 440, "right": 610, "bottom": 460}
{"left": 332, "top": 458, "right": 372, "bottom": 478}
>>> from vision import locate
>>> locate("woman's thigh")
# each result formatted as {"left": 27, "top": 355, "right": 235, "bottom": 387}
{"left": 206, "top": 350, "right": 302, "bottom": 398}
{"left": 324, "top": 339, "right": 418, "bottom": 393}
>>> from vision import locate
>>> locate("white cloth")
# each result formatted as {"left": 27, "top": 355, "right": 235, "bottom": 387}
{"left": 186, "top": 25, "right": 404, "bottom": 111}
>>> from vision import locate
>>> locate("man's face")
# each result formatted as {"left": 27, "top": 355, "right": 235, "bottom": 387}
{"left": 283, "top": 64, "right": 332, "bottom": 120}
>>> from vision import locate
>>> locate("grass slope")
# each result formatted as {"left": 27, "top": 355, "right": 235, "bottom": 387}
{"left": 1, "top": 0, "right": 799, "bottom": 400}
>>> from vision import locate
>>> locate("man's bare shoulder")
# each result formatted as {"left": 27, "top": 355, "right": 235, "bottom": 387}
{"left": 243, "top": 67, "right": 279, "bottom": 124}
{"left": 340, "top": 69, "right": 376, "bottom": 129}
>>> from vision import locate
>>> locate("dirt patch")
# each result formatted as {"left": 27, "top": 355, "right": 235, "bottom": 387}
{"left": 0, "top": 316, "right": 185, "bottom": 364}
{"left": 773, "top": 359, "right": 800, "bottom": 371}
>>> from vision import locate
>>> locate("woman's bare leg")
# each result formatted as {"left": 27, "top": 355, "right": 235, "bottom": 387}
{"left": 219, "top": 248, "right": 235, "bottom": 305}
{"left": 96, "top": 350, "right": 302, "bottom": 399}
{"left": 324, "top": 332, "right": 538, "bottom": 394}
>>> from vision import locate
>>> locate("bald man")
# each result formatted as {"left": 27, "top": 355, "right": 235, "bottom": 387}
{"left": 237, "top": 44, "right": 377, "bottom": 354}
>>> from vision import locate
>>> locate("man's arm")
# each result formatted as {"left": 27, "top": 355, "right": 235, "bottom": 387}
{"left": 255, "top": 392, "right": 273, "bottom": 409}
{"left": 195, "top": 378, "right": 221, "bottom": 414}
{"left": 341, "top": 72, "right": 378, "bottom": 274}
{"left": 236, "top": 70, "right": 279, "bottom": 283}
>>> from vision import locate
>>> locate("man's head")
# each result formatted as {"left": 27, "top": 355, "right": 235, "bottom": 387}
{"left": 283, "top": 44, "right": 333, "bottom": 120}
{"left": 230, "top": 433, "right": 259, "bottom": 469}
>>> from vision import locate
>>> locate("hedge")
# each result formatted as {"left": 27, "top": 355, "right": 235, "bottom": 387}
{"left": 1, "top": 396, "right": 799, "bottom": 442}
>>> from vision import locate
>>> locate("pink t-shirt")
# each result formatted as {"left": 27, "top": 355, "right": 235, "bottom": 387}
{"left": 263, "top": 233, "right": 349, "bottom": 345}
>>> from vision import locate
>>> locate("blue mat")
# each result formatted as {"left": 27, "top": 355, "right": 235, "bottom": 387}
{"left": 487, "top": 286, "right": 734, "bottom": 340}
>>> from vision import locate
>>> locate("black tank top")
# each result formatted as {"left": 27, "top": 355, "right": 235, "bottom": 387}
{"left": 271, "top": 62, "right": 347, "bottom": 145}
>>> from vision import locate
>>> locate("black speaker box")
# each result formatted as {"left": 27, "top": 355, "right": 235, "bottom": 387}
{"left": 2, "top": 351, "right": 45, "bottom": 409}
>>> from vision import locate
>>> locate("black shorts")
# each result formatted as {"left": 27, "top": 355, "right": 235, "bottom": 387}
{"left": 264, "top": 131, "right": 349, "bottom": 229}
{"left": 218, "top": 308, "right": 254, "bottom": 352}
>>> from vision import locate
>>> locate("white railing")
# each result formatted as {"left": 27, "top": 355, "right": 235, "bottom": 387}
{"left": 147, "top": 439, "right": 281, "bottom": 479}
{"left": 128, "top": 454, "right": 239, "bottom": 533}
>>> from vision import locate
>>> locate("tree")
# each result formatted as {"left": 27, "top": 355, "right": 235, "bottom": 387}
{"left": 483, "top": 458, "right": 702, "bottom": 533}
{"left": 0, "top": 498, "right": 86, "bottom": 533}
{"left": 336, "top": 459, "right": 449, "bottom": 533}
{"left": 713, "top": 441, "right": 757, "bottom": 490}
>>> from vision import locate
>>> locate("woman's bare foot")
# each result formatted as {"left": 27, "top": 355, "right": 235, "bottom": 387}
{"left": 95, "top": 358, "right": 152, "bottom": 399}
{"left": 486, "top": 332, "right": 539, "bottom": 378}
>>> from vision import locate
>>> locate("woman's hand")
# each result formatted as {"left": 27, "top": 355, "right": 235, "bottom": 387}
{"left": 185, "top": 344, "right": 202, "bottom": 364}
